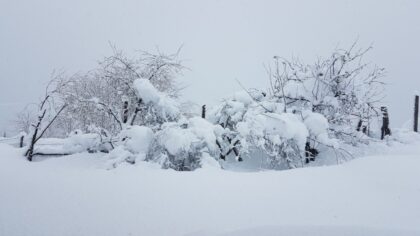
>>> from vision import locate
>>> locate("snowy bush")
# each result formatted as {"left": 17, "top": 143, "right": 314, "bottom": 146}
{"left": 106, "top": 125, "right": 154, "bottom": 168}
{"left": 146, "top": 117, "right": 223, "bottom": 171}
{"left": 208, "top": 90, "right": 334, "bottom": 169}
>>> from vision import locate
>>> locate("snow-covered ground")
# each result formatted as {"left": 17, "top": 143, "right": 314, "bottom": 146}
{"left": 1, "top": 138, "right": 420, "bottom": 236}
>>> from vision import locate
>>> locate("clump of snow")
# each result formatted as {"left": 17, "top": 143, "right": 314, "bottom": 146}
{"left": 119, "top": 125, "right": 154, "bottom": 157}
{"left": 156, "top": 118, "right": 223, "bottom": 157}
{"left": 303, "top": 111, "right": 328, "bottom": 136}
{"left": 106, "top": 126, "right": 154, "bottom": 168}
{"left": 187, "top": 117, "right": 223, "bottom": 153}
{"left": 237, "top": 111, "right": 309, "bottom": 150}
{"left": 147, "top": 117, "right": 224, "bottom": 170}
{"left": 157, "top": 123, "right": 197, "bottom": 156}
{"left": 232, "top": 91, "right": 254, "bottom": 105}
{"left": 133, "top": 78, "right": 179, "bottom": 120}
{"left": 62, "top": 130, "right": 101, "bottom": 153}
{"left": 302, "top": 111, "right": 338, "bottom": 147}
{"left": 283, "top": 79, "right": 309, "bottom": 98}
{"left": 133, "top": 79, "right": 161, "bottom": 104}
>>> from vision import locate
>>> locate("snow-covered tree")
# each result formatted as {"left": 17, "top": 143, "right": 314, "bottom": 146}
{"left": 25, "top": 74, "right": 69, "bottom": 160}
{"left": 268, "top": 43, "right": 385, "bottom": 143}
{"left": 14, "top": 106, "right": 35, "bottom": 135}
{"left": 56, "top": 47, "right": 184, "bottom": 137}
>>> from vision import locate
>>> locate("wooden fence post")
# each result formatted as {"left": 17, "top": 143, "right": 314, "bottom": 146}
{"left": 201, "top": 105, "right": 206, "bottom": 119}
{"left": 122, "top": 100, "right": 129, "bottom": 124}
{"left": 381, "top": 106, "right": 391, "bottom": 140}
{"left": 20, "top": 135, "right": 24, "bottom": 148}
{"left": 414, "top": 95, "right": 419, "bottom": 132}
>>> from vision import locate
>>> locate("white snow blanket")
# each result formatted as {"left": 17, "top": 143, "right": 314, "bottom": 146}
{"left": 1, "top": 140, "right": 420, "bottom": 236}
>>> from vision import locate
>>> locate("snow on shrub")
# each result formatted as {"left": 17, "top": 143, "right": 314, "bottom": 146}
{"left": 133, "top": 79, "right": 179, "bottom": 121}
{"left": 302, "top": 111, "right": 338, "bottom": 148}
{"left": 119, "top": 126, "right": 154, "bottom": 156}
{"left": 146, "top": 117, "right": 223, "bottom": 171}
{"left": 106, "top": 125, "right": 154, "bottom": 168}
{"left": 208, "top": 90, "right": 336, "bottom": 169}
{"left": 242, "top": 112, "right": 310, "bottom": 168}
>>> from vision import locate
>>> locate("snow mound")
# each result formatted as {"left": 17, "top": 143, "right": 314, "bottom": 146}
{"left": 63, "top": 131, "right": 101, "bottom": 153}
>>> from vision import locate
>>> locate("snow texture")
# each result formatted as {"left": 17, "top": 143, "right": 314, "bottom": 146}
{"left": 1, "top": 135, "right": 420, "bottom": 236}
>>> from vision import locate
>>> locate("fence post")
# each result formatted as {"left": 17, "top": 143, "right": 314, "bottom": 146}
{"left": 201, "top": 105, "right": 206, "bottom": 119}
{"left": 381, "top": 106, "right": 391, "bottom": 140}
{"left": 20, "top": 135, "right": 24, "bottom": 148}
{"left": 414, "top": 95, "right": 419, "bottom": 132}
{"left": 122, "top": 100, "right": 129, "bottom": 124}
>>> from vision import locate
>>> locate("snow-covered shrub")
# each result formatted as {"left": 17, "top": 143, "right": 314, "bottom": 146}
{"left": 240, "top": 112, "right": 309, "bottom": 168}
{"left": 119, "top": 126, "right": 154, "bottom": 157}
{"left": 146, "top": 117, "right": 223, "bottom": 171}
{"left": 106, "top": 125, "right": 154, "bottom": 168}
{"left": 208, "top": 91, "right": 334, "bottom": 169}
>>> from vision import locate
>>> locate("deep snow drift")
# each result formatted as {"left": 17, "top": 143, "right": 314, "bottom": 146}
{"left": 1, "top": 139, "right": 420, "bottom": 236}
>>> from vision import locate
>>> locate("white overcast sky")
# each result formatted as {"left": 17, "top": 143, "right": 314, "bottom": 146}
{"left": 1, "top": 0, "right": 420, "bottom": 134}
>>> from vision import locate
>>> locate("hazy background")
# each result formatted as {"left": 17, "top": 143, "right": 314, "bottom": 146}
{"left": 1, "top": 0, "right": 420, "bottom": 135}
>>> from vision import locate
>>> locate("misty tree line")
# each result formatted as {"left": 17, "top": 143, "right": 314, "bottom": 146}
{"left": 15, "top": 42, "right": 390, "bottom": 170}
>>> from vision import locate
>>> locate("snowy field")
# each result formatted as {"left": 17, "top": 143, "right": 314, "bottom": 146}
{"left": 1, "top": 138, "right": 420, "bottom": 236}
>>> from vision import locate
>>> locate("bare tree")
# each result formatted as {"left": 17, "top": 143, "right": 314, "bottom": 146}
{"left": 25, "top": 74, "right": 69, "bottom": 161}
{"left": 14, "top": 106, "right": 35, "bottom": 134}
